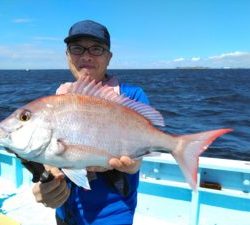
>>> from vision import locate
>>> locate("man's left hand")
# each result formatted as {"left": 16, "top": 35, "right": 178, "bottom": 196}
{"left": 87, "top": 156, "right": 141, "bottom": 174}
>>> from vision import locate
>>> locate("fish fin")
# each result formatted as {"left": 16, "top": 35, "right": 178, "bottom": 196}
{"left": 55, "top": 139, "right": 67, "bottom": 155}
{"left": 47, "top": 138, "right": 66, "bottom": 156}
{"left": 68, "top": 76, "right": 165, "bottom": 127}
{"left": 62, "top": 168, "right": 91, "bottom": 190}
{"left": 130, "top": 146, "right": 170, "bottom": 159}
{"left": 172, "top": 128, "right": 233, "bottom": 190}
{"left": 117, "top": 98, "right": 165, "bottom": 127}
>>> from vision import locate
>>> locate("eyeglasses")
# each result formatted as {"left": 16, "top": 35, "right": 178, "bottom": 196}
{"left": 67, "top": 45, "right": 109, "bottom": 56}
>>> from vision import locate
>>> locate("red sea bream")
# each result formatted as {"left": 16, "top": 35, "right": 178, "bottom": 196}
{"left": 0, "top": 77, "right": 232, "bottom": 189}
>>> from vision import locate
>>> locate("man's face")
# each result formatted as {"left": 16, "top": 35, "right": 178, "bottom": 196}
{"left": 67, "top": 38, "right": 112, "bottom": 82}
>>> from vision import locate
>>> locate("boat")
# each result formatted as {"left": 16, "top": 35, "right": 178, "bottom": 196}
{"left": 135, "top": 154, "right": 250, "bottom": 225}
{"left": 0, "top": 150, "right": 249, "bottom": 225}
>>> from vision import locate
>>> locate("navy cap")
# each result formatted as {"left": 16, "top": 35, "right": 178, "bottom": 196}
{"left": 64, "top": 20, "right": 110, "bottom": 48}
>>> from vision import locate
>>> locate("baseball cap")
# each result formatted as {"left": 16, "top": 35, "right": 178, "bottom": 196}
{"left": 64, "top": 20, "right": 110, "bottom": 48}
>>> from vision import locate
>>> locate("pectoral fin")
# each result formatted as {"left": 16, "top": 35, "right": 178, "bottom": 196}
{"left": 62, "top": 168, "right": 91, "bottom": 190}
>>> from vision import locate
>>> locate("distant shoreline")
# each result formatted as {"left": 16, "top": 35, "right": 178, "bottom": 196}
{"left": 0, "top": 68, "right": 250, "bottom": 71}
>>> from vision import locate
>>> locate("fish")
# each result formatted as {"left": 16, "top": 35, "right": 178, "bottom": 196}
{"left": 0, "top": 76, "right": 232, "bottom": 190}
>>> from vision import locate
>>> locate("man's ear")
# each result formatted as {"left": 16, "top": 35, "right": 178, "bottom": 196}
{"left": 107, "top": 52, "right": 113, "bottom": 65}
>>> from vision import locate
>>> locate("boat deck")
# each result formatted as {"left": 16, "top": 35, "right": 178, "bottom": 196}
{"left": 0, "top": 151, "right": 250, "bottom": 225}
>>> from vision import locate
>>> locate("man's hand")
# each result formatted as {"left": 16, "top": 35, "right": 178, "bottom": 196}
{"left": 87, "top": 156, "right": 142, "bottom": 174}
{"left": 32, "top": 167, "right": 70, "bottom": 208}
{"left": 109, "top": 156, "right": 141, "bottom": 174}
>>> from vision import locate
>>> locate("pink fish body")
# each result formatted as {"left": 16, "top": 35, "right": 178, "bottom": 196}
{"left": 0, "top": 77, "right": 232, "bottom": 189}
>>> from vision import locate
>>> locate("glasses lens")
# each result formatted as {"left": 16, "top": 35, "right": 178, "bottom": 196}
{"left": 68, "top": 45, "right": 84, "bottom": 55}
{"left": 68, "top": 45, "right": 108, "bottom": 56}
{"left": 89, "top": 46, "right": 106, "bottom": 56}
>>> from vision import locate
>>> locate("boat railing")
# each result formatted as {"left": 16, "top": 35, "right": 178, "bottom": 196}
{"left": 138, "top": 153, "right": 250, "bottom": 225}
{"left": 0, "top": 150, "right": 250, "bottom": 225}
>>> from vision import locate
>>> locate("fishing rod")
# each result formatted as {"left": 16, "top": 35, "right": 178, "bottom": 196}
{"left": 19, "top": 158, "right": 54, "bottom": 183}
{"left": 2, "top": 147, "right": 54, "bottom": 183}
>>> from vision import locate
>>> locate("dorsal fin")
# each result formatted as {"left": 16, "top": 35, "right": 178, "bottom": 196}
{"left": 67, "top": 76, "right": 165, "bottom": 127}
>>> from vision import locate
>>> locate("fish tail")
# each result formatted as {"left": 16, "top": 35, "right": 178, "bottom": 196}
{"left": 172, "top": 128, "right": 232, "bottom": 190}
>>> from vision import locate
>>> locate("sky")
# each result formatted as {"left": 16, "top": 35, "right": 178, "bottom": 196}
{"left": 0, "top": 0, "right": 250, "bottom": 69}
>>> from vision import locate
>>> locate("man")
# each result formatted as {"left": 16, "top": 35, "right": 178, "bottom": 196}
{"left": 32, "top": 20, "right": 149, "bottom": 225}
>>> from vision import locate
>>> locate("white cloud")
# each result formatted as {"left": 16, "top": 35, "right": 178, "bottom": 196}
{"left": 173, "top": 57, "right": 185, "bottom": 62}
{"left": 0, "top": 45, "right": 249, "bottom": 69}
{"left": 12, "top": 18, "right": 32, "bottom": 24}
{"left": 206, "top": 51, "right": 250, "bottom": 68}
{"left": 145, "top": 51, "right": 250, "bottom": 69}
{"left": 0, "top": 44, "right": 66, "bottom": 69}
{"left": 191, "top": 57, "right": 200, "bottom": 61}
{"left": 209, "top": 51, "right": 249, "bottom": 59}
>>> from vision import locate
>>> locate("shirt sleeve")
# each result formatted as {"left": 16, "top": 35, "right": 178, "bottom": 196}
{"left": 120, "top": 84, "right": 150, "bottom": 105}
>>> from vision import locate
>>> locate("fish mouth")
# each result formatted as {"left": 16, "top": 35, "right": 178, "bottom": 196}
{"left": 0, "top": 125, "right": 48, "bottom": 159}
{"left": 0, "top": 126, "right": 14, "bottom": 153}
{"left": 0, "top": 146, "right": 16, "bottom": 155}
{"left": 0, "top": 126, "right": 9, "bottom": 141}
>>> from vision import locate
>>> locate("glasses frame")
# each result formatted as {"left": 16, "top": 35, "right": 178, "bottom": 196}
{"left": 67, "top": 44, "right": 109, "bottom": 56}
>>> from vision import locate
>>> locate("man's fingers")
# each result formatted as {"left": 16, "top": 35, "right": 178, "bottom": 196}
{"left": 45, "top": 184, "right": 71, "bottom": 208}
{"left": 120, "top": 156, "right": 134, "bottom": 167}
{"left": 109, "top": 158, "right": 122, "bottom": 168}
{"left": 37, "top": 178, "right": 62, "bottom": 195}
{"left": 109, "top": 156, "right": 134, "bottom": 168}
{"left": 32, "top": 178, "right": 70, "bottom": 208}
{"left": 48, "top": 179, "right": 69, "bottom": 200}
{"left": 109, "top": 157, "right": 142, "bottom": 174}
{"left": 46, "top": 167, "right": 64, "bottom": 178}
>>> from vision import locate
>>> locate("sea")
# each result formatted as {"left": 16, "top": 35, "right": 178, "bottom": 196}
{"left": 0, "top": 69, "right": 249, "bottom": 161}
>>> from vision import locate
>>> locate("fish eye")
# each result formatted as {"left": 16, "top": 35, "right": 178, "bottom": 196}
{"left": 19, "top": 110, "right": 31, "bottom": 122}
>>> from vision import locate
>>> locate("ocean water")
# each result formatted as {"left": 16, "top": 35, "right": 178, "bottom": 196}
{"left": 0, "top": 69, "right": 249, "bottom": 161}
